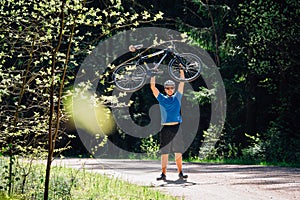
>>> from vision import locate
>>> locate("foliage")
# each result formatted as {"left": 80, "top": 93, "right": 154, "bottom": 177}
{"left": 173, "top": 0, "right": 300, "bottom": 165}
{"left": 185, "top": 86, "right": 215, "bottom": 106}
{"left": 237, "top": 0, "right": 298, "bottom": 74}
{"left": 111, "top": 0, "right": 300, "bottom": 165}
{"left": 140, "top": 135, "right": 160, "bottom": 159}
{"left": 231, "top": 0, "right": 300, "bottom": 164}
{"left": 0, "top": 1, "right": 299, "bottom": 198}
{"left": 0, "top": 157, "right": 178, "bottom": 200}
{"left": 241, "top": 133, "right": 265, "bottom": 161}
{"left": 0, "top": 0, "right": 164, "bottom": 198}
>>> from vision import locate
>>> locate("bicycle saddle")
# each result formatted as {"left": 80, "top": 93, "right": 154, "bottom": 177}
{"left": 129, "top": 44, "right": 143, "bottom": 52}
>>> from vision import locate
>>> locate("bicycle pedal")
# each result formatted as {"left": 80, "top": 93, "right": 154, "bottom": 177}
{"left": 151, "top": 69, "right": 163, "bottom": 74}
{"left": 154, "top": 70, "right": 164, "bottom": 75}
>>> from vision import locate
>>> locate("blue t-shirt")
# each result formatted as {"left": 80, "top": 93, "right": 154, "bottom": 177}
{"left": 156, "top": 92, "right": 182, "bottom": 124}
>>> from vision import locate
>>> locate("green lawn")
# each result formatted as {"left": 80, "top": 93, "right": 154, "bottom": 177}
{"left": 0, "top": 158, "right": 179, "bottom": 200}
{"left": 185, "top": 157, "right": 300, "bottom": 168}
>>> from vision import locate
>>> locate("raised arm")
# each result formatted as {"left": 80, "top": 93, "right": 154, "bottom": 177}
{"left": 178, "top": 69, "right": 185, "bottom": 94}
{"left": 150, "top": 76, "right": 159, "bottom": 98}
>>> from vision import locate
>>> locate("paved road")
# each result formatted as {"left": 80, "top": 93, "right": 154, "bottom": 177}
{"left": 52, "top": 158, "right": 300, "bottom": 200}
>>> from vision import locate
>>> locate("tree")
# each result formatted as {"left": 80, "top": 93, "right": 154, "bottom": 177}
{"left": 230, "top": 0, "right": 300, "bottom": 162}
{"left": 0, "top": 0, "right": 163, "bottom": 198}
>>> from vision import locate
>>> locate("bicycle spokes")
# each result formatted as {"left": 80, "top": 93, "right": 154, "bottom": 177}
{"left": 169, "top": 53, "right": 202, "bottom": 82}
{"left": 113, "top": 64, "right": 146, "bottom": 92}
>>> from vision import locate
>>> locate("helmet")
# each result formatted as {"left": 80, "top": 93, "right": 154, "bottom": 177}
{"left": 164, "top": 80, "right": 175, "bottom": 87}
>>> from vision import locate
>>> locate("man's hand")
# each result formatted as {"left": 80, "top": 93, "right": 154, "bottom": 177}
{"left": 178, "top": 69, "right": 185, "bottom": 94}
{"left": 150, "top": 76, "right": 159, "bottom": 98}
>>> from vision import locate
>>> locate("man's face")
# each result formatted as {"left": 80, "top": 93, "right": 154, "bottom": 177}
{"left": 165, "top": 86, "right": 175, "bottom": 96}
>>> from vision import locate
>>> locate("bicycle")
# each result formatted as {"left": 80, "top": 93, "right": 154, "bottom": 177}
{"left": 113, "top": 43, "right": 202, "bottom": 92}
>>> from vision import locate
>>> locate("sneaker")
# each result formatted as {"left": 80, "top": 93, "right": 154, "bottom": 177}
{"left": 179, "top": 171, "right": 188, "bottom": 179}
{"left": 156, "top": 173, "right": 166, "bottom": 181}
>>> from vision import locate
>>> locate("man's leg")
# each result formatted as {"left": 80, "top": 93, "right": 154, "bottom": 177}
{"left": 175, "top": 152, "right": 188, "bottom": 179}
{"left": 161, "top": 154, "right": 169, "bottom": 175}
{"left": 157, "top": 154, "right": 168, "bottom": 181}
{"left": 175, "top": 153, "right": 182, "bottom": 173}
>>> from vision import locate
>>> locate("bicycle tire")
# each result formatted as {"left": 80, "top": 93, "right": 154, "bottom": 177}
{"left": 168, "top": 53, "right": 202, "bottom": 82}
{"left": 113, "top": 63, "right": 147, "bottom": 92}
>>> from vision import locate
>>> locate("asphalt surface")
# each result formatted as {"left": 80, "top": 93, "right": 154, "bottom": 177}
{"left": 51, "top": 158, "right": 300, "bottom": 200}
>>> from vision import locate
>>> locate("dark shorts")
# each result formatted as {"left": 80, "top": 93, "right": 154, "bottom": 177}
{"left": 159, "top": 124, "right": 184, "bottom": 154}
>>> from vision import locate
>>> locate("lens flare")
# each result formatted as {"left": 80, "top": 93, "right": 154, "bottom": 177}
{"left": 64, "top": 91, "right": 115, "bottom": 136}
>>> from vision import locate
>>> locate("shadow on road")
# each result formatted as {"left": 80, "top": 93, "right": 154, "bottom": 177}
{"left": 155, "top": 179, "right": 198, "bottom": 188}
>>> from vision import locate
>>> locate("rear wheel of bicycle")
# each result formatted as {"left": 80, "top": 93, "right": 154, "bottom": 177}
{"left": 113, "top": 64, "right": 147, "bottom": 92}
{"left": 168, "top": 53, "right": 202, "bottom": 82}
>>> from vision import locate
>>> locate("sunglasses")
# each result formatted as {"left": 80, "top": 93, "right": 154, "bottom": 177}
{"left": 165, "top": 87, "right": 174, "bottom": 90}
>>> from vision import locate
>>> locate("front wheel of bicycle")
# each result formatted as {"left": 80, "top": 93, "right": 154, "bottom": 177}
{"left": 168, "top": 53, "right": 202, "bottom": 82}
{"left": 113, "top": 63, "right": 147, "bottom": 92}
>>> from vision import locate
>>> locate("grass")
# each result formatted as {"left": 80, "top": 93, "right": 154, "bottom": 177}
{"left": 3, "top": 156, "right": 297, "bottom": 200}
{"left": 0, "top": 192, "right": 21, "bottom": 200}
{"left": 185, "top": 157, "right": 300, "bottom": 168}
{"left": 52, "top": 165, "right": 178, "bottom": 200}
{"left": 0, "top": 157, "right": 179, "bottom": 200}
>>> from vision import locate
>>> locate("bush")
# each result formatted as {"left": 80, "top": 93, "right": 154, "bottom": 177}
{"left": 264, "top": 122, "right": 300, "bottom": 164}
{"left": 241, "top": 133, "right": 265, "bottom": 161}
{"left": 140, "top": 135, "right": 160, "bottom": 159}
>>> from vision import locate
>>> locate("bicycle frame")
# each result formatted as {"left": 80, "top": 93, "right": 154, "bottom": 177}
{"left": 137, "top": 49, "right": 174, "bottom": 73}
{"left": 113, "top": 44, "right": 202, "bottom": 92}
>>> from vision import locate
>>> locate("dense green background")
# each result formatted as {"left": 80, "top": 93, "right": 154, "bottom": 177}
{"left": 93, "top": 0, "right": 300, "bottom": 164}
{"left": 1, "top": 0, "right": 299, "bottom": 164}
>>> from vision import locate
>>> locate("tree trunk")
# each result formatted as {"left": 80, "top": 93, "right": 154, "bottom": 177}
{"left": 245, "top": 73, "right": 258, "bottom": 135}
{"left": 44, "top": 1, "right": 66, "bottom": 199}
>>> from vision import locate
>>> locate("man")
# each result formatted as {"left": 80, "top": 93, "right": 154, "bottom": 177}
{"left": 150, "top": 69, "right": 188, "bottom": 181}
